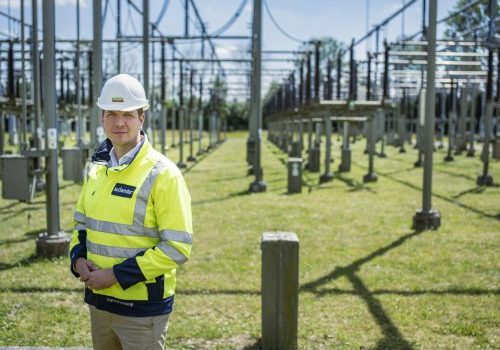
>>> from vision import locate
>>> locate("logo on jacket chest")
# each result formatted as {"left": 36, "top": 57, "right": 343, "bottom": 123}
{"left": 111, "top": 183, "right": 137, "bottom": 198}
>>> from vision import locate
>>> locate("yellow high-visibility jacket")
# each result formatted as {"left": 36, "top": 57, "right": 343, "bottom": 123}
{"left": 69, "top": 136, "right": 192, "bottom": 316}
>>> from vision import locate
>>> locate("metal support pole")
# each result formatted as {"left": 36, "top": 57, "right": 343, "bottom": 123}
{"left": 314, "top": 41, "right": 320, "bottom": 102}
{"left": 305, "top": 51, "right": 311, "bottom": 103}
{"left": 467, "top": 86, "right": 477, "bottom": 157}
{"left": 171, "top": 50, "right": 176, "bottom": 148}
{"left": 91, "top": 0, "right": 102, "bottom": 147}
{"left": 20, "top": 0, "right": 27, "bottom": 151}
{"left": 445, "top": 82, "right": 456, "bottom": 161}
{"left": 413, "top": 0, "right": 440, "bottom": 230}
{"left": 383, "top": 41, "right": 389, "bottom": 102}
{"left": 249, "top": 0, "right": 266, "bottom": 192}
{"left": 477, "top": 0, "right": 496, "bottom": 186}
{"left": 143, "top": 0, "right": 150, "bottom": 132}
{"left": 366, "top": 52, "right": 371, "bottom": 100}
{"left": 75, "top": 0, "right": 83, "bottom": 146}
{"left": 178, "top": 60, "right": 186, "bottom": 168}
{"left": 349, "top": 39, "right": 354, "bottom": 100}
{"left": 160, "top": 41, "right": 166, "bottom": 154}
{"left": 197, "top": 76, "right": 203, "bottom": 155}
{"left": 364, "top": 114, "right": 378, "bottom": 182}
{"left": 36, "top": 0, "right": 70, "bottom": 257}
{"left": 187, "top": 69, "right": 196, "bottom": 161}
{"left": 116, "top": 0, "right": 121, "bottom": 73}
{"left": 320, "top": 116, "right": 333, "bottom": 183}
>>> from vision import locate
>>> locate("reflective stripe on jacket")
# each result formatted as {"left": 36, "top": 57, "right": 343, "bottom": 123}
{"left": 69, "top": 136, "right": 192, "bottom": 317}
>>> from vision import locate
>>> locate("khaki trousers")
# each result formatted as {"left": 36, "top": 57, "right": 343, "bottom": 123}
{"left": 89, "top": 305, "right": 169, "bottom": 350}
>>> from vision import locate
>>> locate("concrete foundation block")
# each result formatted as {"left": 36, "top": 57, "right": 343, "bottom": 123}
{"left": 261, "top": 232, "right": 299, "bottom": 350}
{"left": 36, "top": 232, "right": 71, "bottom": 258}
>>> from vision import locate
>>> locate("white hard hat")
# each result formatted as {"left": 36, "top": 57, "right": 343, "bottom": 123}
{"left": 96, "top": 73, "right": 149, "bottom": 112}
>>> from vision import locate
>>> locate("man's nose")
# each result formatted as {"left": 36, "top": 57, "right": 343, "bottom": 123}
{"left": 114, "top": 116, "right": 126, "bottom": 126}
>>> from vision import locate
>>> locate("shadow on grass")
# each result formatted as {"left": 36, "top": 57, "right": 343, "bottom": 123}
{"left": 336, "top": 173, "right": 376, "bottom": 194}
{"left": 241, "top": 339, "right": 261, "bottom": 350}
{"left": 451, "top": 186, "right": 487, "bottom": 199}
{"left": 0, "top": 228, "right": 44, "bottom": 246}
{"left": 1, "top": 205, "right": 44, "bottom": 221}
{"left": 301, "top": 230, "right": 424, "bottom": 291}
{"left": 314, "top": 287, "right": 500, "bottom": 297}
{"left": 192, "top": 189, "right": 251, "bottom": 206}
{"left": 0, "top": 253, "right": 40, "bottom": 272}
{"left": 379, "top": 172, "right": 500, "bottom": 221}
{"left": 301, "top": 230, "right": 425, "bottom": 350}
{"left": 0, "top": 286, "right": 82, "bottom": 293}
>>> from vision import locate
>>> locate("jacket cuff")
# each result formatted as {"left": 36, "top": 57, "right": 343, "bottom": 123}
{"left": 69, "top": 245, "right": 87, "bottom": 278}
{"left": 113, "top": 257, "right": 146, "bottom": 290}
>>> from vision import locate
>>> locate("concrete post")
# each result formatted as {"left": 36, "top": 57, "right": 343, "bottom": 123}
{"left": 36, "top": 0, "right": 70, "bottom": 257}
{"left": 287, "top": 158, "right": 302, "bottom": 194}
{"left": 261, "top": 232, "right": 299, "bottom": 350}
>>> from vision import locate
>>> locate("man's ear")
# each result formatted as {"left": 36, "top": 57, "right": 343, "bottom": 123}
{"left": 139, "top": 112, "right": 145, "bottom": 125}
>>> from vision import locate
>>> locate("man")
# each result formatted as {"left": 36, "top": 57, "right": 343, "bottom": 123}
{"left": 69, "top": 74, "right": 192, "bottom": 350}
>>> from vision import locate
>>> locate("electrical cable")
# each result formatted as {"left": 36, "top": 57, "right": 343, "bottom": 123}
{"left": 154, "top": 0, "right": 170, "bottom": 27}
{"left": 210, "top": 0, "right": 249, "bottom": 36}
{"left": 102, "top": 0, "right": 110, "bottom": 28}
{"left": 262, "top": 0, "right": 305, "bottom": 44}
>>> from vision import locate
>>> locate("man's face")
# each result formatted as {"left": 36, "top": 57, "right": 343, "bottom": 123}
{"left": 101, "top": 110, "right": 144, "bottom": 148}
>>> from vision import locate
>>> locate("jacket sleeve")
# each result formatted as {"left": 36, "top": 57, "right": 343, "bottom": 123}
{"left": 113, "top": 171, "right": 192, "bottom": 290}
{"left": 69, "top": 181, "right": 88, "bottom": 278}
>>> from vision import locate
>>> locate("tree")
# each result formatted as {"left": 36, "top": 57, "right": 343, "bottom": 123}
{"left": 444, "top": 0, "right": 493, "bottom": 40}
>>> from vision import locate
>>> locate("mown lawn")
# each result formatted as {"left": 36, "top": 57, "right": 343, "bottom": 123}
{"left": 0, "top": 131, "right": 498, "bottom": 349}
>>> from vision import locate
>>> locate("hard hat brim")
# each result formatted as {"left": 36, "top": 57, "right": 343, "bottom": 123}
{"left": 96, "top": 102, "right": 150, "bottom": 112}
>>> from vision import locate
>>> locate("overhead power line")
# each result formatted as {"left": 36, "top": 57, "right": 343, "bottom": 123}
{"left": 262, "top": 0, "right": 305, "bottom": 44}
{"left": 211, "top": 0, "right": 249, "bottom": 36}
{"left": 154, "top": 0, "right": 170, "bottom": 27}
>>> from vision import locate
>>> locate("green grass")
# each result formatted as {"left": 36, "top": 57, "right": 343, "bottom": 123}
{"left": 0, "top": 131, "right": 498, "bottom": 350}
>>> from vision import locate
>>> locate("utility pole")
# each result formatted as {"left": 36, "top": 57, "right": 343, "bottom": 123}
{"left": 249, "top": 0, "right": 266, "bottom": 192}
{"left": 178, "top": 60, "right": 186, "bottom": 168}
{"left": 36, "top": 0, "right": 70, "bottom": 257}
{"left": 160, "top": 40, "right": 167, "bottom": 155}
{"left": 413, "top": 0, "right": 440, "bottom": 230}
{"left": 32, "top": 0, "right": 41, "bottom": 150}
{"left": 143, "top": 0, "right": 150, "bottom": 132}
{"left": 116, "top": 0, "right": 121, "bottom": 73}
{"left": 91, "top": 0, "right": 103, "bottom": 147}
{"left": 477, "top": 0, "right": 496, "bottom": 186}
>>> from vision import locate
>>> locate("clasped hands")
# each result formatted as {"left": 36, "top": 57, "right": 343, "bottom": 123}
{"left": 75, "top": 258, "right": 117, "bottom": 290}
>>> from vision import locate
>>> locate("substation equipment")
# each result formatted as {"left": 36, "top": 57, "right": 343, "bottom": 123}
{"left": 263, "top": 0, "right": 499, "bottom": 231}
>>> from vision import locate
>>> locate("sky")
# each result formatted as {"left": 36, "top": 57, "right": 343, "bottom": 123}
{"left": 0, "top": 0, "right": 460, "bottom": 100}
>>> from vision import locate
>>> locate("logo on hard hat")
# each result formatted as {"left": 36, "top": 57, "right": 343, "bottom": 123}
{"left": 112, "top": 97, "right": 124, "bottom": 103}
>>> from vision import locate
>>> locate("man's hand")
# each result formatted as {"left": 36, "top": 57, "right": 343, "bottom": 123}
{"left": 75, "top": 258, "right": 98, "bottom": 283}
{"left": 85, "top": 269, "right": 118, "bottom": 290}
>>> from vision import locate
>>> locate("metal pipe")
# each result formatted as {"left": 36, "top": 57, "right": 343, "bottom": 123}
{"left": 76, "top": 0, "right": 83, "bottom": 146}
{"left": 91, "top": 0, "right": 102, "bottom": 147}
{"left": 143, "top": 0, "right": 149, "bottom": 132}
{"left": 421, "top": 0, "right": 436, "bottom": 213}
{"left": 160, "top": 40, "right": 166, "bottom": 154}
{"left": 32, "top": 0, "right": 41, "bottom": 150}
{"left": 20, "top": 0, "right": 26, "bottom": 151}
{"left": 249, "top": 0, "right": 266, "bottom": 192}
{"left": 42, "top": 0, "right": 62, "bottom": 236}
{"left": 117, "top": 0, "right": 121, "bottom": 72}
{"left": 314, "top": 41, "right": 320, "bottom": 102}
